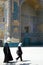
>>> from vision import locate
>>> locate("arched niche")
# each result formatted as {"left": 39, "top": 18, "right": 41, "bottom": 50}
{"left": 21, "top": 1, "right": 37, "bottom": 34}
{"left": 20, "top": 1, "right": 38, "bottom": 46}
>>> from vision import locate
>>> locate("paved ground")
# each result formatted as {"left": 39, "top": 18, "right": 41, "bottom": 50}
{"left": 0, "top": 47, "right": 43, "bottom": 65}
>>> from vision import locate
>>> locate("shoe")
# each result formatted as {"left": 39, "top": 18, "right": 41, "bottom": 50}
{"left": 21, "top": 59, "right": 23, "bottom": 61}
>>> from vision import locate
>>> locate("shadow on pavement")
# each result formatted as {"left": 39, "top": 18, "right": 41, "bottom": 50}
{"left": 22, "top": 60, "right": 30, "bottom": 62}
{"left": 3, "top": 60, "right": 31, "bottom": 65}
{"left": 4, "top": 63, "right": 31, "bottom": 65}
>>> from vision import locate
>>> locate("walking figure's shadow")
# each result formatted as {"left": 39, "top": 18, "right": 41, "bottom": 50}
{"left": 4, "top": 60, "right": 31, "bottom": 65}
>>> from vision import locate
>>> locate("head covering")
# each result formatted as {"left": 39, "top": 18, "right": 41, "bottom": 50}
{"left": 5, "top": 43, "right": 9, "bottom": 47}
{"left": 18, "top": 42, "right": 22, "bottom": 47}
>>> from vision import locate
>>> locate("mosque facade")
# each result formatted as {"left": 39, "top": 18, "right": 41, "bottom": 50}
{"left": 0, "top": 0, "right": 43, "bottom": 46}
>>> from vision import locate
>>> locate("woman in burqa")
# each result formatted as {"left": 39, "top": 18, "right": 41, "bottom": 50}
{"left": 3, "top": 43, "right": 13, "bottom": 63}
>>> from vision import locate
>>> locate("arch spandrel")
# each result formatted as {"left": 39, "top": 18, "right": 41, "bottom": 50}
{"left": 20, "top": 0, "right": 41, "bottom": 11}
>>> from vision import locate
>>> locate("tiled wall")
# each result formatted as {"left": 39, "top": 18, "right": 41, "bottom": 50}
{"left": 0, "top": 0, "right": 43, "bottom": 46}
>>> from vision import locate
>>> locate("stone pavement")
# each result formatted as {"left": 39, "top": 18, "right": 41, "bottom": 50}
{"left": 0, "top": 47, "right": 43, "bottom": 65}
